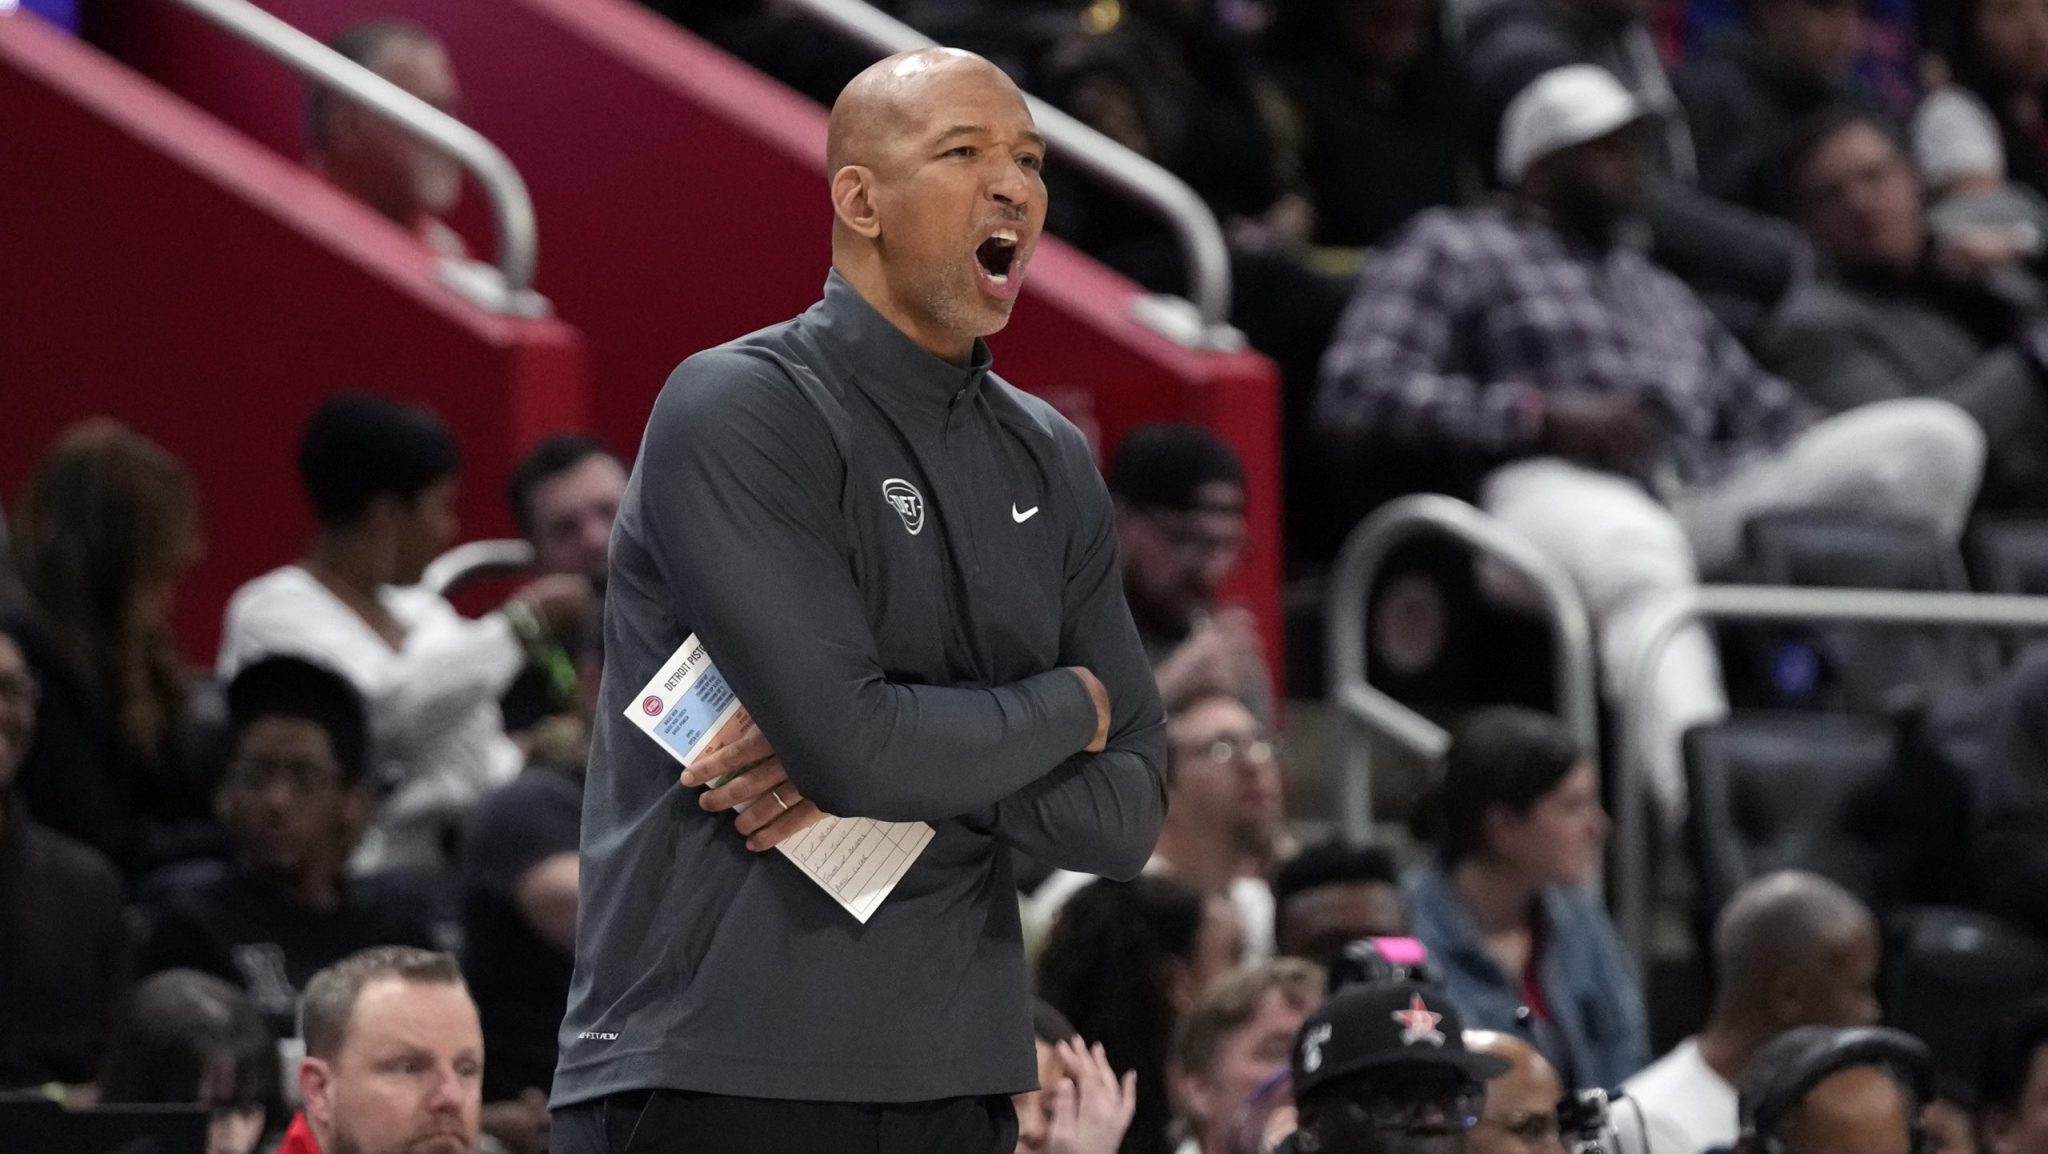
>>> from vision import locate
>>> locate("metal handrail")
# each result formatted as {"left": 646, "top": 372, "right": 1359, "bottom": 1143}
{"left": 420, "top": 538, "right": 535, "bottom": 597}
{"left": 164, "top": 0, "right": 540, "bottom": 299}
{"left": 778, "top": 0, "right": 1238, "bottom": 347}
{"left": 1613, "top": 584, "right": 2048, "bottom": 962}
{"left": 1325, "top": 495, "right": 1600, "bottom": 841}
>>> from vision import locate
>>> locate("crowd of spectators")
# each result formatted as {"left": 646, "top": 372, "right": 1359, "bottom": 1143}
{"left": 19, "top": 1, "right": 2048, "bottom": 1153}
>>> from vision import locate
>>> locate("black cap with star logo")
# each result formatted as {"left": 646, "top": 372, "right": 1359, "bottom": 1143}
{"left": 1290, "top": 980, "right": 1513, "bottom": 1101}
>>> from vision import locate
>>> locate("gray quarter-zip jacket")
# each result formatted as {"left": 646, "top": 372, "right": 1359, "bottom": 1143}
{"left": 552, "top": 271, "right": 1168, "bottom": 1107}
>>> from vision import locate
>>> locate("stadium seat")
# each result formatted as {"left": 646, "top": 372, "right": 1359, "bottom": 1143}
{"left": 1685, "top": 711, "right": 1914, "bottom": 924}
{"left": 1727, "top": 513, "right": 1998, "bottom": 712}
{"left": 1884, "top": 906, "right": 2048, "bottom": 1088}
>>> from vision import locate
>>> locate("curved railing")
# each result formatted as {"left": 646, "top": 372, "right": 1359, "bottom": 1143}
{"left": 163, "top": 0, "right": 542, "bottom": 306}
{"left": 1323, "top": 495, "right": 1599, "bottom": 840}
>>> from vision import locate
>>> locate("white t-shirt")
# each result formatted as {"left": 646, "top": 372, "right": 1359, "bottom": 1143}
{"left": 1026, "top": 856, "right": 1275, "bottom": 965}
{"left": 218, "top": 565, "right": 525, "bottom": 872}
{"left": 1619, "top": 1038, "right": 1738, "bottom": 1154}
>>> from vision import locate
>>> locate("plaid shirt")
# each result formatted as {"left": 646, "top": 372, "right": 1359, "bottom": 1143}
{"left": 1317, "top": 198, "right": 1816, "bottom": 486}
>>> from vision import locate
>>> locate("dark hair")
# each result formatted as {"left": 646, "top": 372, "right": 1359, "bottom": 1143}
{"left": 98, "top": 970, "right": 284, "bottom": 1132}
{"left": 1274, "top": 840, "right": 1401, "bottom": 912}
{"left": 300, "top": 946, "right": 466, "bottom": 1061}
{"left": 1037, "top": 876, "right": 1208, "bottom": 1154}
{"left": 1033, "top": 998, "right": 1079, "bottom": 1046}
{"left": 1784, "top": 104, "right": 1905, "bottom": 202}
{"left": 1979, "top": 995, "right": 2048, "bottom": 1117}
{"left": 1108, "top": 423, "right": 1246, "bottom": 513}
{"left": 226, "top": 655, "right": 370, "bottom": 786}
{"left": 1438, "top": 706, "right": 1582, "bottom": 864}
{"left": 297, "top": 393, "right": 460, "bottom": 528}
{"left": 13, "top": 419, "right": 198, "bottom": 761}
{"left": 506, "top": 433, "right": 619, "bottom": 539}
{"left": 306, "top": 19, "right": 442, "bottom": 153}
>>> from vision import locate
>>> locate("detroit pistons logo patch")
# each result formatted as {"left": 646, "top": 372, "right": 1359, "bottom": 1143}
{"left": 882, "top": 478, "right": 925, "bottom": 536}
{"left": 641, "top": 696, "right": 663, "bottom": 717}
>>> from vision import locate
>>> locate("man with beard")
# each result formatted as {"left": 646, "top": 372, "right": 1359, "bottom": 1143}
{"left": 1275, "top": 980, "right": 1511, "bottom": 1154}
{"left": 551, "top": 47, "right": 1165, "bottom": 1154}
{"left": 277, "top": 947, "right": 484, "bottom": 1154}
{"left": 307, "top": 20, "right": 468, "bottom": 260}
{"left": 1317, "top": 64, "right": 1984, "bottom": 831}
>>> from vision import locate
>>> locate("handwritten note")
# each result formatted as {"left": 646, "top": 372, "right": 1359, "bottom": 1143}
{"left": 625, "top": 634, "right": 932, "bottom": 923}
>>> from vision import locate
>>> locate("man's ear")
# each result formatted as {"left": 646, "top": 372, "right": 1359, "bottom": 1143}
{"left": 1767, "top": 969, "right": 1811, "bottom": 1027}
{"left": 300, "top": 1056, "right": 335, "bottom": 1131}
{"left": 832, "top": 165, "right": 883, "bottom": 239}
{"left": 339, "top": 785, "right": 372, "bottom": 846}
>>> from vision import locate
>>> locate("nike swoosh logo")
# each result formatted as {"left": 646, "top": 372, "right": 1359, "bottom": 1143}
{"left": 1011, "top": 504, "right": 1039, "bottom": 523}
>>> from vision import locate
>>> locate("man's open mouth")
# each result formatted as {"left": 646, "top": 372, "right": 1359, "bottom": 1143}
{"left": 975, "top": 229, "right": 1020, "bottom": 283}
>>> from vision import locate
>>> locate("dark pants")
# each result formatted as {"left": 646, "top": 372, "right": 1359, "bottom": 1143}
{"left": 550, "top": 1089, "right": 1018, "bottom": 1154}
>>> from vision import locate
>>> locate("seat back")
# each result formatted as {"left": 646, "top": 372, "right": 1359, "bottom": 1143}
{"left": 1736, "top": 513, "right": 1997, "bottom": 711}
{"left": 1885, "top": 907, "right": 2048, "bottom": 1090}
{"left": 1686, "top": 711, "right": 1912, "bottom": 923}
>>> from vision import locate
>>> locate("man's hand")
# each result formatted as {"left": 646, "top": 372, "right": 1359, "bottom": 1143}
{"left": 680, "top": 709, "right": 831, "bottom": 851}
{"left": 1934, "top": 227, "right": 2028, "bottom": 286}
{"left": 507, "top": 574, "right": 594, "bottom": 636}
{"left": 1045, "top": 1038, "right": 1137, "bottom": 1154}
{"left": 1067, "top": 667, "right": 1112, "bottom": 753}
{"left": 1540, "top": 390, "right": 1664, "bottom": 475}
{"left": 480, "top": 1089, "right": 551, "bottom": 1154}
{"left": 1153, "top": 608, "right": 1262, "bottom": 707}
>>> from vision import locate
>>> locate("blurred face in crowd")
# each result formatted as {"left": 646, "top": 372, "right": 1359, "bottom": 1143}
{"left": 1168, "top": 695, "right": 1285, "bottom": 858}
{"left": 1340, "top": 0, "right": 1437, "bottom": 81}
{"left": 1922, "top": 1098, "right": 1979, "bottom": 1154}
{"left": 1013, "top": 1039, "right": 1065, "bottom": 1153}
{"left": 1277, "top": 881, "right": 1410, "bottom": 970}
{"left": 831, "top": 52, "right": 1046, "bottom": 361}
{"left": 1755, "top": 0, "right": 1867, "bottom": 82}
{"left": 320, "top": 33, "right": 463, "bottom": 224}
{"left": 1178, "top": 988, "right": 1314, "bottom": 1147}
{"left": 1525, "top": 126, "right": 1650, "bottom": 242}
{"left": 1298, "top": 1065, "right": 1486, "bottom": 1154}
{"left": 388, "top": 476, "right": 461, "bottom": 588}
{"left": 1779, "top": 1066, "right": 1916, "bottom": 1154}
{"left": 1485, "top": 761, "right": 1607, "bottom": 888}
{"left": 1984, "top": 1045, "right": 2048, "bottom": 1154}
{"left": 1794, "top": 121, "right": 1924, "bottom": 279}
{"left": 527, "top": 452, "right": 625, "bottom": 587}
{"left": 0, "top": 634, "right": 35, "bottom": 793}
{"left": 1466, "top": 1034, "right": 1565, "bottom": 1154}
{"left": 221, "top": 716, "right": 362, "bottom": 892}
{"left": 1975, "top": 0, "right": 2048, "bottom": 94}
{"left": 1118, "top": 481, "right": 1249, "bottom": 637}
{"left": 303, "top": 977, "right": 483, "bottom": 1154}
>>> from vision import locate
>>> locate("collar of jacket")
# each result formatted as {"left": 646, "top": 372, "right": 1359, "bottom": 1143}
{"left": 809, "top": 269, "right": 996, "bottom": 417}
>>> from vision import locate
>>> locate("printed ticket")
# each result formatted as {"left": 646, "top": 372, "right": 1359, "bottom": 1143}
{"left": 626, "top": 634, "right": 933, "bottom": 923}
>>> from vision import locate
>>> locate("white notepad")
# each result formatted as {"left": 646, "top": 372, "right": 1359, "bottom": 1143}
{"left": 625, "top": 633, "right": 933, "bottom": 923}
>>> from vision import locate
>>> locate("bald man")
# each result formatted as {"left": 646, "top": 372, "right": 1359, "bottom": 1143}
{"left": 549, "top": 49, "right": 1168, "bottom": 1154}
{"left": 1467, "top": 1034, "right": 1568, "bottom": 1154}
{"left": 1621, "top": 872, "right": 1880, "bottom": 1154}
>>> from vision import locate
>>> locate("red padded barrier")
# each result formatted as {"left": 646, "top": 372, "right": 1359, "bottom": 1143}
{"left": 0, "top": 11, "right": 590, "bottom": 661}
{"left": 89, "top": 0, "right": 1288, "bottom": 687}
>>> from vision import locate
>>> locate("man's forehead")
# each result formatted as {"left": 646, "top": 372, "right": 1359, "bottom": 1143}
{"left": 343, "top": 979, "right": 481, "bottom": 1055}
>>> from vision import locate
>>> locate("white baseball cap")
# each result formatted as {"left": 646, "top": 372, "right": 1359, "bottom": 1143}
{"left": 1497, "top": 64, "right": 1653, "bottom": 185}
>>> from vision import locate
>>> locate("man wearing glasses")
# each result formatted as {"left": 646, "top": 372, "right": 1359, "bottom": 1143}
{"left": 1027, "top": 692, "right": 1283, "bottom": 961}
{"left": 1279, "top": 980, "right": 1512, "bottom": 1154}
{"left": 1109, "top": 424, "right": 1271, "bottom": 723}
{"left": 138, "top": 655, "right": 440, "bottom": 1039}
